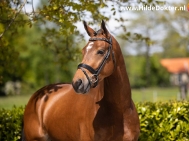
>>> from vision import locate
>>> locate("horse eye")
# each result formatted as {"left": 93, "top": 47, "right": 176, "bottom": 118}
{"left": 97, "top": 50, "right": 105, "bottom": 55}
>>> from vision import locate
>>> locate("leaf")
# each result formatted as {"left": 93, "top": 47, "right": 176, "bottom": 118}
{"left": 111, "top": 7, "right": 115, "bottom": 11}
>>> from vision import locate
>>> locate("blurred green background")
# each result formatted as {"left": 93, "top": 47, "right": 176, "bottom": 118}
{"left": 0, "top": 0, "right": 189, "bottom": 109}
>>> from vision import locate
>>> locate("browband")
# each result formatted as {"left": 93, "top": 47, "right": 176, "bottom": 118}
{"left": 89, "top": 37, "right": 112, "bottom": 45}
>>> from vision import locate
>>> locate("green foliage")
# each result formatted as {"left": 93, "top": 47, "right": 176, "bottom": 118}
{"left": 125, "top": 55, "right": 147, "bottom": 87}
{"left": 1, "top": 0, "right": 188, "bottom": 91}
{"left": 0, "top": 106, "right": 24, "bottom": 141}
{"left": 0, "top": 0, "right": 30, "bottom": 86}
{"left": 0, "top": 0, "right": 112, "bottom": 90}
{"left": 125, "top": 55, "right": 170, "bottom": 87}
{"left": 149, "top": 54, "right": 170, "bottom": 86}
{"left": 1, "top": 101, "right": 189, "bottom": 140}
{"left": 38, "top": 0, "right": 109, "bottom": 36}
{"left": 162, "top": 30, "right": 189, "bottom": 58}
{"left": 0, "top": 30, "right": 26, "bottom": 85}
{"left": 137, "top": 101, "right": 189, "bottom": 141}
{"left": 140, "top": 54, "right": 170, "bottom": 87}
{"left": 17, "top": 26, "right": 81, "bottom": 88}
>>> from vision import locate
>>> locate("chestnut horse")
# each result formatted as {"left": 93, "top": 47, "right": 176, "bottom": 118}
{"left": 23, "top": 20, "right": 140, "bottom": 141}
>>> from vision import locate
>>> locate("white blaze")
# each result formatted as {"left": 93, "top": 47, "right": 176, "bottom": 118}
{"left": 86, "top": 42, "right": 94, "bottom": 52}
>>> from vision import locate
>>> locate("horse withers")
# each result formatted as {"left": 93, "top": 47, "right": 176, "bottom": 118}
{"left": 23, "top": 20, "right": 140, "bottom": 141}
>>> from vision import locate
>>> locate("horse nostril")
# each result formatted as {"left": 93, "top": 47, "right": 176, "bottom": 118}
{"left": 76, "top": 79, "right": 82, "bottom": 87}
{"left": 72, "top": 79, "right": 82, "bottom": 92}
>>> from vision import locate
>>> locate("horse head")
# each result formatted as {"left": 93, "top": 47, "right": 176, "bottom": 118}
{"left": 72, "top": 20, "right": 116, "bottom": 94}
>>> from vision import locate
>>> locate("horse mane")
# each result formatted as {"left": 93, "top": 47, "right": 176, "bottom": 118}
{"left": 32, "top": 83, "right": 69, "bottom": 105}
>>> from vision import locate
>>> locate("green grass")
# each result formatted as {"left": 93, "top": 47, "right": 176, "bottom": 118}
{"left": 0, "top": 94, "right": 31, "bottom": 109}
{"left": 132, "top": 86, "right": 185, "bottom": 103}
{"left": 0, "top": 86, "right": 187, "bottom": 109}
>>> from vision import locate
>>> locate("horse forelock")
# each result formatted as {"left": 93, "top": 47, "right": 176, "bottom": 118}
{"left": 96, "top": 29, "right": 104, "bottom": 35}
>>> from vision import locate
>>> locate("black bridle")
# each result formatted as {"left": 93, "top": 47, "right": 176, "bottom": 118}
{"left": 77, "top": 36, "right": 114, "bottom": 88}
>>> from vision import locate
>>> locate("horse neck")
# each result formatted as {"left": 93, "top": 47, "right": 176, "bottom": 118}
{"left": 90, "top": 80, "right": 105, "bottom": 102}
{"left": 104, "top": 39, "right": 131, "bottom": 111}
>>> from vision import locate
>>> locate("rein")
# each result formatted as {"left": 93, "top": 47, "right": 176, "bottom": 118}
{"left": 77, "top": 36, "right": 114, "bottom": 88}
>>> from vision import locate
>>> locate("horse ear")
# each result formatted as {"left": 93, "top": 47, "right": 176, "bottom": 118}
{"left": 83, "top": 21, "right": 95, "bottom": 37}
{"left": 101, "top": 20, "right": 110, "bottom": 38}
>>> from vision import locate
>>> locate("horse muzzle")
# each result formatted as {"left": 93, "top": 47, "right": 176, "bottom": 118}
{"left": 72, "top": 79, "right": 91, "bottom": 94}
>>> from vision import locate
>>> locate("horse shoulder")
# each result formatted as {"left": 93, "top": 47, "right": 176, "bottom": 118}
{"left": 41, "top": 85, "right": 99, "bottom": 140}
{"left": 24, "top": 83, "right": 72, "bottom": 140}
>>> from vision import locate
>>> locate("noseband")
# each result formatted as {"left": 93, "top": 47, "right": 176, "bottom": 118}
{"left": 77, "top": 36, "right": 114, "bottom": 88}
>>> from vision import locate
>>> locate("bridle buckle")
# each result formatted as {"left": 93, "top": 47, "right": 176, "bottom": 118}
{"left": 91, "top": 74, "right": 98, "bottom": 88}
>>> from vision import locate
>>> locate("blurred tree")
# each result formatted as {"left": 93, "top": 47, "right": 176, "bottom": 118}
{"left": 119, "top": 10, "right": 161, "bottom": 87}
{"left": 160, "top": 1, "right": 189, "bottom": 58}
{"left": 0, "top": 0, "right": 109, "bottom": 92}
{"left": 118, "top": 1, "right": 189, "bottom": 87}
{"left": 145, "top": 54, "right": 170, "bottom": 86}
{"left": 0, "top": 0, "right": 29, "bottom": 94}
{"left": 162, "top": 30, "right": 188, "bottom": 58}
{"left": 124, "top": 55, "right": 146, "bottom": 88}
{"left": 0, "top": 0, "right": 168, "bottom": 93}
